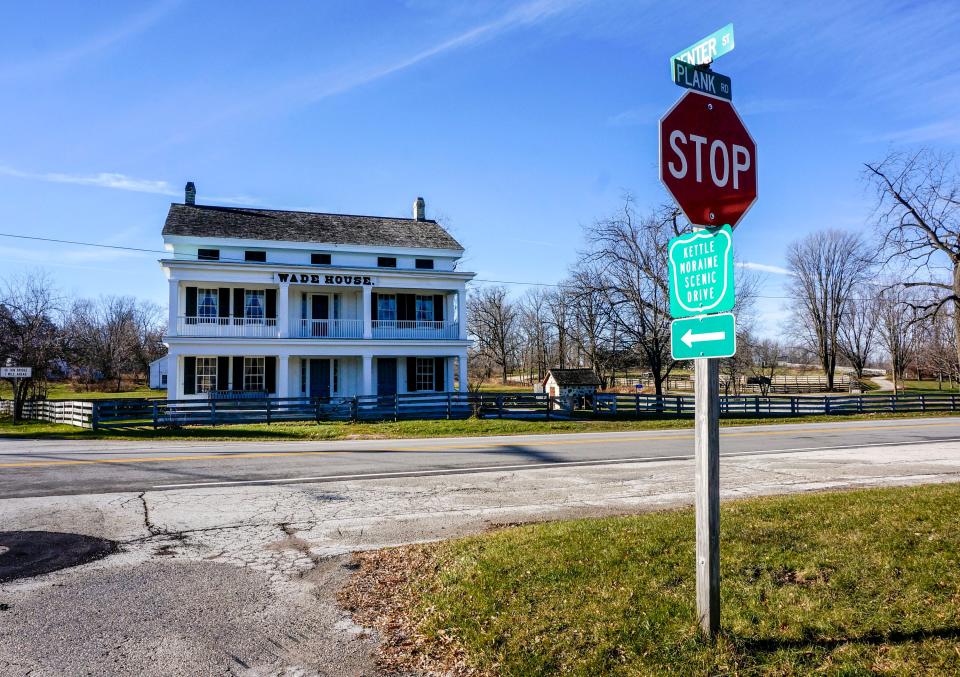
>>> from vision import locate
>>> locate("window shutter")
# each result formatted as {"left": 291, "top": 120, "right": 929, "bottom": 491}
{"left": 434, "top": 357, "right": 444, "bottom": 391}
{"left": 399, "top": 294, "right": 415, "bottom": 322}
{"left": 218, "top": 289, "right": 230, "bottom": 318}
{"left": 232, "top": 356, "right": 244, "bottom": 391}
{"left": 183, "top": 357, "right": 196, "bottom": 395}
{"left": 433, "top": 295, "right": 444, "bottom": 322}
{"left": 371, "top": 292, "right": 378, "bottom": 321}
{"left": 233, "top": 288, "right": 245, "bottom": 319}
{"left": 266, "top": 289, "right": 277, "bottom": 319}
{"left": 406, "top": 357, "right": 417, "bottom": 392}
{"left": 217, "top": 356, "right": 229, "bottom": 390}
{"left": 265, "top": 356, "right": 277, "bottom": 394}
{"left": 186, "top": 287, "right": 197, "bottom": 316}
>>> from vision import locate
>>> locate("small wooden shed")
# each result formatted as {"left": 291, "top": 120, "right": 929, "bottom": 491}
{"left": 542, "top": 368, "right": 602, "bottom": 407}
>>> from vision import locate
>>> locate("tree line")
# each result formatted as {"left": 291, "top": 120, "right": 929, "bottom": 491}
{"left": 0, "top": 272, "right": 165, "bottom": 420}
{"left": 468, "top": 149, "right": 960, "bottom": 394}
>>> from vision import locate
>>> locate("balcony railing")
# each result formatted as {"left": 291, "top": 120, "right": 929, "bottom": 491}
{"left": 372, "top": 320, "right": 459, "bottom": 339}
{"left": 176, "top": 316, "right": 278, "bottom": 338}
{"left": 293, "top": 319, "right": 363, "bottom": 339}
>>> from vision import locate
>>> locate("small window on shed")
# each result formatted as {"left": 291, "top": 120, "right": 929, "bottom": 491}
{"left": 415, "top": 258, "right": 434, "bottom": 270}
{"left": 244, "top": 250, "right": 266, "bottom": 262}
{"left": 311, "top": 253, "right": 332, "bottom": 265}
{"left": 198, "top": 248, "right": 220, "bottom": 261}
{"left": 377, "top": 256, "right": 397, "bottom": 268}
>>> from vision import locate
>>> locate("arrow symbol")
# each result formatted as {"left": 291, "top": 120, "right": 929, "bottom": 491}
{"left": 681, "top": 328, "right": 726, "bottom": 348}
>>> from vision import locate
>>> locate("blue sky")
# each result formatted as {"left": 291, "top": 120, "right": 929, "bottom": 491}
{"left": 1, "top": 1, "right": 958, "bottom": 336}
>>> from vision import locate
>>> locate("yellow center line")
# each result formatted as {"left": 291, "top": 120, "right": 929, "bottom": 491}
{"left": 0, "top": 419, "right": 956, "bottom": 470}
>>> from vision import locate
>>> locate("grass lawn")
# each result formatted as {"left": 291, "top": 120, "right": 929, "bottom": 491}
{"left": 342, "top": 483, "right": 960, "bottom": 675}
{"left": 0, "top": 383, "right": 166, "bottom": 400}
{"left": 1, "top": 410, "right": 957, "bottom": 441}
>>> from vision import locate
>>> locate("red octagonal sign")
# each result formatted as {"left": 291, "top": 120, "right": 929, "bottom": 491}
{"left": 659, "top": 91, "right": 757, "bottom": 228}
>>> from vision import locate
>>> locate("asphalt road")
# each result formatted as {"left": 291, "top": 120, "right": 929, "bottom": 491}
{"left": 4, "top": 417, "right": 960, "bottom": 498}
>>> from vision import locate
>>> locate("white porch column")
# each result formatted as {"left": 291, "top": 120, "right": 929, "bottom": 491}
{"left": 277, "top": 283, "right": 289, "bottom": 338}
{"left": 458, "top": 352, "right": 468, "bottom": 392}
{"left": 167, "top": 351, "right": 180, "bottom": 400}
{"left": 168, "top": 279, "right": 178, "bottom": 337}
{"left": 277, "top": 355, "right": 289, "bottom": 397}
{"left": 457, "top": 288, "right": 468, "bottom": 340}
{"left": 445, "top": 356, "right": 455, "bottom": 392}
{"left": 361, "top": 354, "right": 373, "bottom": 395}
{"left": 362, "top": 286, "right": 372, "bottom": 339}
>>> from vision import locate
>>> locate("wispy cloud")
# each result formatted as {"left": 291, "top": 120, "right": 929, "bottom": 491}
{"left": 863, "top": 119, "right": 960, "bottom": 145}
{"left": 0, "top": 165, "right": 259, "bottom": 205}
{"left": 606, "top": 103, "right": 662, "bottom": 128}
{"left": 0, "top": 1, "right": 181, "bottom": 82}
{"left": 736, "top": 261, "right": 793, "bottom": 276}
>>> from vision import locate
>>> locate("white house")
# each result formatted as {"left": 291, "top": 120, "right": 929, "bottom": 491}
{"left": 149, "top": 356, "right": 168, "bottom": 390}
{"left": 161, "top": 183, "right": 473, "bottom": 400}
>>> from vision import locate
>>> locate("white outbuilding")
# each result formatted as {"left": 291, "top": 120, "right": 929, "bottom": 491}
{"left": 149, "top": 356, "right": 168, "bottom": 390}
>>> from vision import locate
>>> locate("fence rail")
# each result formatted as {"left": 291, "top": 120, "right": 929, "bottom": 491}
{"left": 3, "top": 392, "right": 959, "bottom": 430}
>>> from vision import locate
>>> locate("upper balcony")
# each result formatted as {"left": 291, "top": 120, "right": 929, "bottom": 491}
{"left": 174, "top": 316, "right": 461, "bottom": 340}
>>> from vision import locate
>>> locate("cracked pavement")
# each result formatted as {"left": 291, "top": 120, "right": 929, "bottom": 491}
{"left": 2, "top": 429, "right": 960, "bottom": 674}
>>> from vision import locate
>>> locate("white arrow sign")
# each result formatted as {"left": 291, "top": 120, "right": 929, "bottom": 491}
{"left": 681, "top": 328, "right": 726, "bottom": 348}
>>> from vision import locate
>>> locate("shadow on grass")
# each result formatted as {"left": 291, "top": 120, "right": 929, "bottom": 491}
{"left": 734, "top": 625, "right": 960, "bottom": 653}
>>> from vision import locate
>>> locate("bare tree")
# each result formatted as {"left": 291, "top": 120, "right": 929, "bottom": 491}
{"left": 544, "top": 287, "right": 572, "bottom": 370}
{"left": 0, "top": 271, "right": 63, "bottom": 421}
{"left": 517, "top": 288, "right": 551, "bottom": 385}
{"left": 878, "top": 285, "right": 920, "bottom": 391}
{"left": 865, "top": 150, "right": 960, "bottom": 364}
{"left": 747, "top": 336, "right": 782, "bottom": 397}
{"left": 468, "top": 285, "right": 519, "bottom": 385}
{"left": 566, "top": 263, "right": 613, "bottom": 385}
{"left": 786, "top": 229, "right": 874, "bottom": 390}
{"left": 837, "top": 282, "right": 881, "bottom": 380}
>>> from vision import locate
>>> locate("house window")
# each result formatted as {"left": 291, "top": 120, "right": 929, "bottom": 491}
{"left": 243, "top": 357, "right": 265, "bottom": 392}
{"left": 377, "top": 256, "right": 397, "bottom": 268}
{"left": 377, "top": 294, "right": 397, "bottom": 321}
{"left": 415, "top": 295, "right": 434, "bottom": 322}
{"left": 198, "top": 288, "right": 218, "bottom": 320}
{"left": 196, "top": 357, "right": 217, "bottom": 393}
{"left": 198, "top": 249, "right": 220, "bottom": 261}
{"left": 245, "top": 290, "right": 265, "bottom": 321}
{"left": 245, "top": 250, "right": 266, "bottom": 262}
{"left": 311, "top": 253, "right": 331, "bottom": 265}
{"left": 415, "top": 258, "right": 434, "bottom": 270}
{"left": 415, "top": 358, "right": 435, "bottom": 391}
{"left": 161, "top": 374, "right": 167, "bottom": 385}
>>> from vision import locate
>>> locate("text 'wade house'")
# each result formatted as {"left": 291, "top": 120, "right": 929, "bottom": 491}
{"left": 161, "top": 184, "right": 472, "bottom": 400}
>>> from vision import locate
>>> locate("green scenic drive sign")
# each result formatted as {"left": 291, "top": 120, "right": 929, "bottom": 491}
{"left": 668, "top": 225, "right": 735, "bottom": 318}
{"left": 671, "top": 313, "right": 736, "bottom": 360}
{"left": 672, "top": 60, "right": 731, "bottom": 100}
{"left": 670, "top": 23, "right": 735, "bottom": 80}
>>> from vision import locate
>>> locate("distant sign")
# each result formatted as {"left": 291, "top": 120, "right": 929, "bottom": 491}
{"left": 673, "top": 60, "right": 731, "bottom": 100}
{"left": 670, "top": 23, "right": 735, "bottom": 80}
{"left": 669, "top": 225, "right": 735, "bottom": 318}
{"left": 671, "top": 313, "right": 736, "bottom": 360}
{"left": 1, "top": 366, "right": 32, "bottom": 379}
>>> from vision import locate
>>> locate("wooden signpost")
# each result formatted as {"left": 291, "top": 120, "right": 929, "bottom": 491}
{"left": 659, "top": 23, "right": 757, "bottom": 637}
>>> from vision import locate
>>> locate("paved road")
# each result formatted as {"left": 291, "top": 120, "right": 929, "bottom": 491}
{"left": 4, "top": 416, "right": 960, "bottom": 498}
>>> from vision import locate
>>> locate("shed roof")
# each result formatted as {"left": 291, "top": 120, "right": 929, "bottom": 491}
{"left": 162, "top": 203, "right": 463, "bottom": 251}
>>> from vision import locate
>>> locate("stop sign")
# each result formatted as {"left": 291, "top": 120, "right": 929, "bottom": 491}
{"left": 659, "top": 91, "right": 757, "bottom": 228}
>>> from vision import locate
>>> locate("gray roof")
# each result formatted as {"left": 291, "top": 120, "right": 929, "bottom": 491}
{"left": 546, "top": 368, "right": 602, "bottom": 387}
{"left": 162, "top": 203, "right": 463, "bottom": 251}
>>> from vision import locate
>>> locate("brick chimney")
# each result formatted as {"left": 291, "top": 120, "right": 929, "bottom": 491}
{"left": 413, "top": 196, "right": 425, "bottom": 221}
{"left": 185, "top": 181, "right": 196, "bottom": 205}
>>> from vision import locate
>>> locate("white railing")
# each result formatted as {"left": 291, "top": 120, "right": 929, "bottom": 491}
{"left": 176, "top": 316, "right": 278, "bottom": 338}
{"left": 293, "top": 319, "right": 364, "bottom": 339}
{"left": 372, "top": 320, "right": 459, "bottom": 339}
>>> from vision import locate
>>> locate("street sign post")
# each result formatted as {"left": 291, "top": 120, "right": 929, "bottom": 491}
{"left": 1, "top": 367, "right": 31, "bottom": 379}
{"left": 673, "top": 60, "right": 732, "bottom": 100}
{"left": 668, "top": 225, "right": 734, "bottom": 318}
{"left": 670, "top": 313, "right": 736, "bottom": 360}
{"left": 670, "top": 23, "right": 735, "bottom": 79}
{"left": 659, "top": 90, "right": 757, "bottom": 227}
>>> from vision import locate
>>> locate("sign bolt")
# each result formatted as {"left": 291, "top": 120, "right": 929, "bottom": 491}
{"left": 708, "top": 211, "right": 715, "bottom": 221}
{"left": 707, "top": 103, "right": 713, "bottom": 111}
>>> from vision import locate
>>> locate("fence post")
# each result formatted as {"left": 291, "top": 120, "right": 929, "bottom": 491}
{"left": 755, "top": 396, "right": 760, "bottom": 414}
{"left": 496, "top": 394, "right": 503, "bottom": 419}
{"left": 351, "top": 396, "right": 358, "bottom": 422}
{"left": 953, "top": 394, "right": 958, "bottom": 412}
{"left": 152, "top": 401, "right": 159, "bottom": 430}
{"left": 91, "top": 402, "right": 100, "bottom": 430}
{"left": 824, "top": 397, "right": 831, "bottom": 415}
{"left": 920, "top": 394, "right": 926, "bottom": 412}
{"left": 315, "top": 397, "right": 322, "bottom": 422}
{"left": 210, "top": 400, "right": 218, "bottom": 427}
{"left": 266, "top": 399, "right": 272, "bottom": 424}
{"left": 546, "top": 395, "right": 552, "bottom": 420}
{"left": 394, "top": 393, "right": 399, "bottom": 422}
{"left": 891, "top": 395, "right": 896, "bottom": 413}
{"left": 446, "top": 392, "right": 452, "bottom": 420}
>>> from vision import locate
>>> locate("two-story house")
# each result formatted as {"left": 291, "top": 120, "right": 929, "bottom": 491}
{"left": 161, "top": 183, "right": 473, "bottom": 400}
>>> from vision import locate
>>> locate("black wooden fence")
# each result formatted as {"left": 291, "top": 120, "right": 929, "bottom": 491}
{"left": 4, "top": 391, "right": 959, "bottom": 430}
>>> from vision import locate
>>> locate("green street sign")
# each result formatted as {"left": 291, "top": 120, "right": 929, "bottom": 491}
{"left": 671, "top": 313, "right": 736, "bottom": 360}
{"left": 672, "top": 60, "right": 731, "bottom": 100}
{"left": 668, "top": 225, "right": 734, "bottom": 319}
{"left": 670, "top": 23, "right": 735, "bottom": 80}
